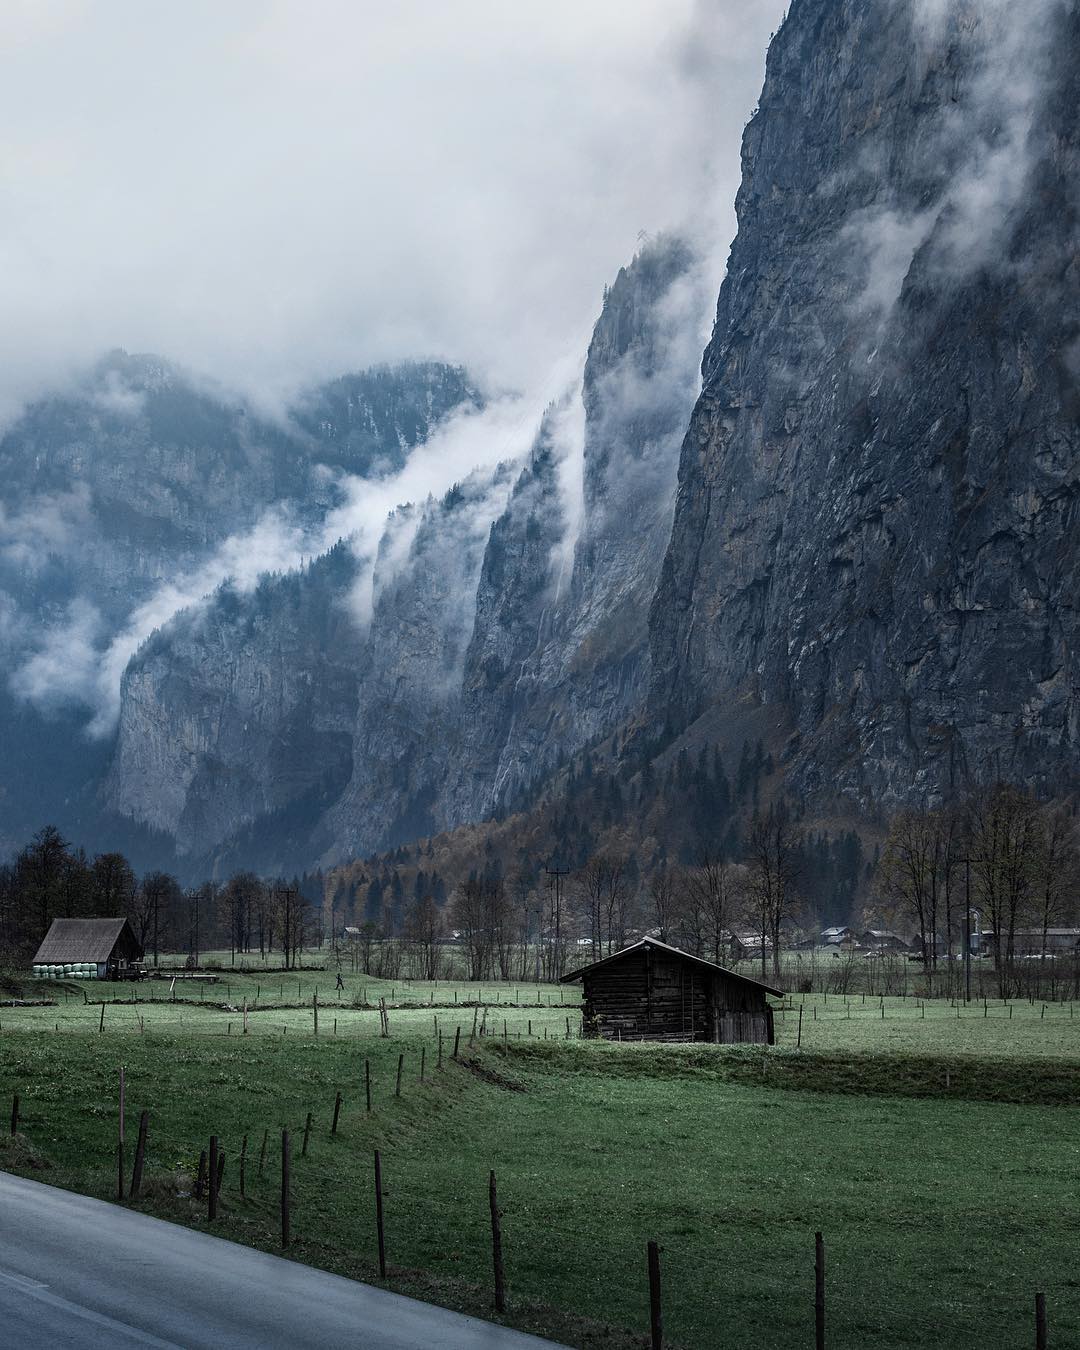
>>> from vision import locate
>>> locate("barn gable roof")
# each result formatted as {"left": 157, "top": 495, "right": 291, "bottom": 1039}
{"left": 32, "top": 917, "right": 138, "bottom": 964}
{"left": 560, "top": 935, "right": 784, "bottom": 997}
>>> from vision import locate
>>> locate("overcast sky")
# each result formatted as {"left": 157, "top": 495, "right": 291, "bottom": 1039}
{"left": 0, "top": 0, "right": 784, "bottom": 421}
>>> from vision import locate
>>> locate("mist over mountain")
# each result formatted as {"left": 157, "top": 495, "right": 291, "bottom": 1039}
{"left": 650, "top": 0, "right": 1080, "bottom": 812}
{"left": 0, "top": 357, "right": 482, "bottom": 858}
{"left": 2, "top": 0, "right": 1078, "bottom": 886}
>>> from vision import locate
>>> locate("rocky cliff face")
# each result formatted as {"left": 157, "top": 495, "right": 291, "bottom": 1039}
{"left": 450, "top": 236, "right": 705, "bottom": 820}
{"left": 0, "top": 355, "right": 478, "bottom": 853}
{"left": 0, "top": 352, "right": 479, "bottom": 624}
{"left": 650, "top": 0, "right": 1080, "bottom": 811}
{"left": 17, "top": 0, "right": 1076, "bottom": 872}
{"left": 321, "top": 466, "right": 516, "bottom": 858}
{"left": 105, "top": 543, "right": 362, "bottom": 859}
{"left": 96, "top": 236, "right": 704, "bottom": 868}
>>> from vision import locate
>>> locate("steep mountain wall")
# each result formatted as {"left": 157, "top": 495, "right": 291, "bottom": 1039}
{"left": 104, "top": 543, "right": 362, "bottom": 857}
{"left": 0, "top": 356, "right": 478, "bottom": 852}
{"left": 448, "top": 236, "right": 706, "bottom": 822}
{"left": 319, "top": 467, "right": 516, "bottom": 860}
{"left": 96, "top": 237, "right": 705, "bottom": 868}
{"left": 650, "top": 0, "right": 1080, "bottom": 811}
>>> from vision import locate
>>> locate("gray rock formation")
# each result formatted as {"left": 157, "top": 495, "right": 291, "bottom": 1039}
{"left": 105, "top": 543, "right": 362, "bottom": 859}
{"left": 0, "top": 355, "right": 478, "bottom": 852}
{"left": 96, "top": 235, "right": 704, "bottom": 868}
{"left": 650, "top": 0, "right": 1080, "bottom": 810}
{"left": 451, "top": 235, "right": 705, "bottom": 820}
{"left": 322, "top": 466, "right": 516, "bottom": 858}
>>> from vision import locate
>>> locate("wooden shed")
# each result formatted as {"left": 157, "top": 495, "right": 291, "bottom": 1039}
{"left": 561, "top": 936, "right": 781, "bottom": 1044}
{"left": 32, "top": 918, "right": 143, "bottom": 981}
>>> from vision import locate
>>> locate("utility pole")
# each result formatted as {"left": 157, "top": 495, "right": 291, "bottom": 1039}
{"left": 964, "top": 855, "right": 972, "bottom": 1004}
{"left": 533, "top": 905, "right": 543, "bottom": 982}
{"left": 545, "top": 863, "right": 570, "bottom": 980}
{"left": 189, "top": 887, "right": 201, "bottom": 969}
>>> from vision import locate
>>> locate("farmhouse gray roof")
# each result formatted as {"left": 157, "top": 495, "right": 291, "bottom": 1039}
{"left": 32, "top": 917, "right": 136, "bottom": 964}
{"left": 560, "top": 935, "right": 784, "bottom": 997}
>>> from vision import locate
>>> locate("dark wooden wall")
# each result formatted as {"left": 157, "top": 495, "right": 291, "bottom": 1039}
{"left": 581, "top": 949, "right": 773, "bottom": 1044}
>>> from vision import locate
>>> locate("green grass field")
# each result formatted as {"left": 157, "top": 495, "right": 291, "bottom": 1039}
{"left": 0, "top": 974, "right": 1077, "bottom": 1348}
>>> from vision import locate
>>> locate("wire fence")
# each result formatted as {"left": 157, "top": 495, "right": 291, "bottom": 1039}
{"left": 3, "top": 1033, "right": 1078, "bottom": 1350}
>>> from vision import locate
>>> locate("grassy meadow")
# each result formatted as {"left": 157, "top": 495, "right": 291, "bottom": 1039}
{"left": 0, "top": 970, "right": 1078, "bottom": 1347}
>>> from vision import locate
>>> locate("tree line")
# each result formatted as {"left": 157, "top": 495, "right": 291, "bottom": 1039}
{"left": 875, "top": 784, "right": 1080, "bottom": 996}
{"left": 0, "top": 826, "right": 324, "bottom": 969}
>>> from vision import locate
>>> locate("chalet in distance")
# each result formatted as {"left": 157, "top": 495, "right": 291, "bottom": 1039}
{"left": 32, "top": 918, "right": 143, "bottom": 981}
{"left": 561, "top": 936, "right": 782, "bottom": 1045}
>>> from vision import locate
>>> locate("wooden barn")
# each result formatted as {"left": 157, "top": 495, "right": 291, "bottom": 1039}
{"left": 562, "top": 936, "right": 781, "bottom": 1044}
{"left": 32, "top": 918, "right": 143, "bottom": 981}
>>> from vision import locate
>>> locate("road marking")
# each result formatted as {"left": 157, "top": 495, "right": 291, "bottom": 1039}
{"left": 0, "top": 1268, "right": 185, "bottom": 1348}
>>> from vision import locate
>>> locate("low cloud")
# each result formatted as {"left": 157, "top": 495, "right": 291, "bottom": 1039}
{"left": 844, "top": 0, "right": 1066, "bottom": 327}
{"left": 8, "top": 596, "right": 104, "bottom": 713}
{"left": 1, "top": 0, "right": 787, "bottom": 734}
{"left": 0, "top": 484, "right": 93, "bottom": 571}
{"left": 0, "top": 0, "right": 784, "bottom": 425}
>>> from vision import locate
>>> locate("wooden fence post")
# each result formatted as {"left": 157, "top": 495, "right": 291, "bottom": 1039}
{"left": 647, "top": 1240, "right": 662, "bottom": 1350}
{"left": 815, "top": 1231, "right": 825, "bottom": 1350}
{"left": 313, "top": 991, "right": 319, "bottom": 1038}
{"left": 437, "top": 1032, "right": 443, "bottom": 1068}
{"left": 208, "top": 1136, "right": 218, "bottom": 1220}
{"left": 374, "top": 1149, "right": 387, "bottom": 1279}
{"left": 118, "top": 1066, "right": 125, "bottom": 1176}
{"left": 453, "top": 1026, "right": 461, "bottom": 1059}
{"left": 420, "top": 1047, "right": 426, "bottom": 1082}
{"left": 490, "top": 1170, "right": 506, "bottom": 1313}
{"left": 332, "top": 1092, "right": 342, "bottom": 1136}
{"left": 10, "top": 1093, "right": 18, "bottom": 1137}
{"left": 797, "top": 1006, "right": 803, "bottom": 1048}
{"left": 1036, "top": 1292, "right": 1047, "bottom": 1350}
{"left": 281, "top": 1129, "right": 290, "bottom": 1248}
{"left": 129, "top": 1110, "right": 148, "bottom": 1198}
{"left": 302, "top": 1111, "right": 313, "bottom": 1158}
{"left": 99, "top": 1003, "right": 105, "bottom": 1033}
{"left": 395, "top": 1054, "right": 403, "bottom": 1098}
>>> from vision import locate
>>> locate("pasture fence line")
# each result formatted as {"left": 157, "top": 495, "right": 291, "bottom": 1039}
{"left": 3, "top": 1056, "right": 1072, "bottom": 1350}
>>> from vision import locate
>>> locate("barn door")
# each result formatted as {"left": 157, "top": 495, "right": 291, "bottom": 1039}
{"left": 718, "top": 1012, "right": 769, "bottom": 1044}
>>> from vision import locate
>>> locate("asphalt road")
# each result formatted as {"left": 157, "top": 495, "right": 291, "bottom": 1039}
{"left": 0, "top": 1172, "right": 567, "bottom": 1349}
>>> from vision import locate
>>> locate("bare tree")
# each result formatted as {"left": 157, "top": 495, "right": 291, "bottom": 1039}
{"left": 405, "top": 894, "right": 444, "bottom": 980}
{"left": 221, "top": 872, "right": 261, "bottom": 963}
{"left": 1032, "top": 805, "right": 1079, "bottom": 961}
{"left": 877, "top": 808, "right": 954, "bottom": 991}
{"left": 134, "top": 871, "right": 182, "bottom": 965}
{"left": 507, "top": 869, "right": 538, "bottom": 980}
{"left": 274, "top": 884, "right": 305, "bottom": 971}
{"left": 685, "top": 852, "right": 746, "bottom": 966}
{"left": 746, "top": 810, "right": 800, "bottom": 979}
{"left": 648, "top": 866, "right": 679, "bottom": 943}
{"left": 968, "top": 784, "right": 1041, "bottom": 996}
{"left": 452, "top": 878, "right": 496, "bottom": 980}
{"left": 576, "top": 855, "right": 629, "bottom": 956}
{"left": 91, "top": 852, "right": 138, "bottom": 916}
